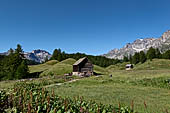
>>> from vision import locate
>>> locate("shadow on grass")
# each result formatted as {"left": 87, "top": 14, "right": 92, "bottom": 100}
{"left": 93, "top": 72, "right": 102, "bottom": 76}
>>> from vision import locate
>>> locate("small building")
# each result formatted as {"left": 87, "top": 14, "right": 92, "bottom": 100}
{"left": 126, "top": 64, "right": 133, "bottom": 70}
{"left": 73, "top": 57, "right": 93, "bottom": 76}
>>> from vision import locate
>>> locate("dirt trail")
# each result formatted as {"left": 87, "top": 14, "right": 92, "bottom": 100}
{"left": 44, "top": 75, "right": 102, "bottom": 88}
{"left": 44, "top": 79, "right": 80, "bottom": 88}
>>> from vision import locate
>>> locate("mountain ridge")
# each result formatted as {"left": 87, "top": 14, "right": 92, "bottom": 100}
{"left": 103, "top": 30, "right": 170, "bottom": 59}
{"left": 0, "top": 49, "right": 52, "bottom": 63}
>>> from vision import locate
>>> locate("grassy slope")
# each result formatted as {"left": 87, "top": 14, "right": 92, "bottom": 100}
{"left": 29, "top": 58, "right": 107, "bottom": 76}
{"left": 4, "top": 58, "right": 170, "bottom": 112}
{"left": 134, "top": 59, "right": 170, "bottom": 70}
{"left": 49, "top": 76, "right": 170, "bottom": 113}
{"left": 93, "top": 65, "right": 108, "bottom": 75}
{"left": 106, "top": 62, "right": 129, "bottom": 71}
{"left": 49, "top": 71, "right": 170, "bottom": 113}
{"left": 48, "top": 59, "right": 170, "bottom": 113}
{"left": 40, "top": 58, "right": 76, "bottom": 76}
{"left": 29, "top": 60, "right": 58, "bottom": 73}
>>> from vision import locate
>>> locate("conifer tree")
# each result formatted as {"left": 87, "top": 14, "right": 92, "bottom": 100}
{"left": 0, "top": 44, "right": 29, "bottom": 80}
{"left": 129, "top": 54, "right": 133, "bottom": 64}
{"left": 123, "top": 55, "right": 129, "bottom": 62}
{"left": 147, "top": 47, "right": 156, "bottom": 61}
{"left": 15, "top": 60, "right": 29, "bottom": 79}
{"left": 132, "top": 52, "right": 140, "bottom": 64}
{"left": 139, "top": 51, "right": 146, "bottom": 63}
{"left": 155, "top": 48, "right": 162, "bottom": 59}
{"left": 162, "top": 50, "right": 170, "bottom": 59}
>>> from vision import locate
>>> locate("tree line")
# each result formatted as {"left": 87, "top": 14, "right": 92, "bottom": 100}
{"left": 50, "top": 49, "right": 121, "bottom": 67}
{"left": 2, "top": 45, "right": 170, "bottom": 80}
{"left": 0, "top": 44, "right": 29, "bottom": 80}
{"left": 123, "top": 47, "right": 170, "bottom": 64}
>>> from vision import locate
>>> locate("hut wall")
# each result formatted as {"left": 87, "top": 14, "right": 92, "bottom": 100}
{"left": 73, "top": 65, "right": 79, "bottom": 72}
{"left": 73, "top": 58, "right": 93, "bottom": 76}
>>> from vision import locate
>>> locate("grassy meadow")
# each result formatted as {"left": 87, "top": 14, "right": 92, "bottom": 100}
{"left": 1, "top": 58, "right": 170, "bottom": 112}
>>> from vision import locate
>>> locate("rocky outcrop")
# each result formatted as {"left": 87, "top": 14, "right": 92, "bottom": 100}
{"left": 24, "top": 50, "right": 52, "bottom": 63}
{"left": 1, "top": 49, "right": 52, "bottom": 63}
{"left": 103, "top": 30, "right": 170, "bottom": 59}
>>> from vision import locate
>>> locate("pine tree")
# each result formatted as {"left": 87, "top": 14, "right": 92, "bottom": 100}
{"left": 51, "top": 48, "right": 62, "bottom": 61}
{"left": 123, "top": 55, "right": 129, "bottom": 62}
{"left": 132, "top": 52, "right": 140, "bottom": 64}
{"left": 162, "top": 50, "right": 170, "bottom": 59}
{"left": 147, "top": 47, "right": 156, "bottom": 61}
{"left": 9, "top": 48, "right": 14, "bottom": 55}
{"left": 129, "top": 54, "right": 133, "bottom": 64}
{"left": 139, "top": 51, "right": 146, "bottom": 63}
{"left": 15, "top": 60, "right": 29, "bottom": 79}
{"left": 2, "top": 44, "right": 29, "bottom": 80}
{"left": 155, "top": 48, "right": 162, "bottom": 59}
{"left": 15, "top": 44, "right": 23, "bottom": 54}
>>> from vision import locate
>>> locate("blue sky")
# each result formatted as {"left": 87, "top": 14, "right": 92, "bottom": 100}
{"left": 0, "top": 0, "right": 170, "bottom": 55}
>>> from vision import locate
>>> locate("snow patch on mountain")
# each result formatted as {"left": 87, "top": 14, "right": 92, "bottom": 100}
{"left": 24, "top": 49, "right": 52, "bottom": 63}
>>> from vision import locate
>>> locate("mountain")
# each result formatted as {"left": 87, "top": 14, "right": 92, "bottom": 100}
{"left": 0, "top": 49, "right": 52, "bottom": 63}
{"left": 103, "top": 30, "right": 170, "bottom": 59}
{"left": 24, "top": 50, "right": 52, "bottom": 63}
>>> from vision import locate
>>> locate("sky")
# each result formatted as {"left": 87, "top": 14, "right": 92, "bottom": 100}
{"left": 0, "top": 0, "right": 170, "bottom": 55}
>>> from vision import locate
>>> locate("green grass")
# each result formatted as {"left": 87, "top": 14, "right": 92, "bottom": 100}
{"left": 2, "top": 58, "right": 170, "bottom": 112}
{"left": 106, "top": 62, "right": 129, "bottom": 71}
{"left": 134, "top": 59, "right": 170, "bottom": 70}
{"left": 49, "top": 72, "right": 170, "bottom": 113}
{"left": 93, "top": 65, "right": 108, "bottom": 75}
{"left": 40, "top": 58, "right": 76, "bottom": 76}
{"left": 58, "top": 58, "right": 76, "bottom": 65}
{"left": 40, "top": 63, "right": 73, "bottom": 76}
{"left": 29, "top": 58, "right": 107, "bottom": 76}
{"left": 29, "top": 60, "right": 58, "bottom": 73}
{"left": 45, "top": 59, "right": 170, "bottom": 113}
{"left": 45, "top": 60, "right": 59, "bottom": 65}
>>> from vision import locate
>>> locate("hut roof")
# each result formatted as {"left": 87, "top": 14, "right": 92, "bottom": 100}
{"left": 126, "top": 64, "right": 133, "bottom": 67}
{"left": 73, "top": 57, "right": 87, "bottom": 65}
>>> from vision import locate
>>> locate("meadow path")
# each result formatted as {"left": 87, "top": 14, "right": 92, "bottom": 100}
{"left": 44, "top": 75, "right": 101, "bottom": 88}
{"left": 44, "top": 78, "right": 80, "bottom": 88}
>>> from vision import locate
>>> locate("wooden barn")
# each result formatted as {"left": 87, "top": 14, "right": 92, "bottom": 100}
{"left": 72, "top": 57, "right": 93, "bottom": 76}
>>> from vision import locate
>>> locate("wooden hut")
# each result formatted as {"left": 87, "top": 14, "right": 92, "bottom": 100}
{"left": 72, "top": 57, "right": 93, "bottom": 76}
{"left": 126, "top": 64, "right": 133, "bottom": 70}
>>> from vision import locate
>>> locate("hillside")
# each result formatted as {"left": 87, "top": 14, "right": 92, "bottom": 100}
{"left": 30, "top": 59, "right": 170, "bottom": 75}
{"left": 4, "top": 58, "right": 170, "bottom": 112}
{"left": 106, "top": 62, "right": 129, "bottom": 71}
{"left": 40, "top": 58, "right": 76, "bottom": 76}
{"left": 29, "top": 58, "right": 108, "bottom": 76}
{"left": 134, "top": 59, "right": 170, "bottom": 70}
{"left": 105, "top": 59, "right": 170, "bottom": 72}
{"left": 29, "top": 60, "right": 58, "bottom": 73}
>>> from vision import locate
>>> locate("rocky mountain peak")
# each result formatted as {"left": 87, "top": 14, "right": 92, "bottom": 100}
{"left": 103, "top": 30, "right": 170, "bottom": 59}
{"left": 161, "top": 30, "right": 170, "bottom": 43}
{"left": 24, "top": 49, "right": 52, "bottom": 63}
{"left": 0, "top": 49, "right": 52, "bottom": 63}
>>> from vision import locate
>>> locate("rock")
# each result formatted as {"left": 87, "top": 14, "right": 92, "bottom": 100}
{"left": 103, "top": 30, "right": 170, "bottom": 59}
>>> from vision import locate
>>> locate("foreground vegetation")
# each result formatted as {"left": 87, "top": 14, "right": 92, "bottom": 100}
{"left": 1, "top": 58, "right": 168, "bottom": 112}
{"left": 1, "top": 72, "right": 170, "bottom": 113}
{"left": 1, "top": 44, "right": 170, "bottom": 112}
{"left": 0, "top": 82, "right": 133, "bottom": 113}
{"left": 40, "top": 59, "right": 170, "bottom": 113}
{"left": 49, "top": 70, "right": 170, "bottom": 113}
